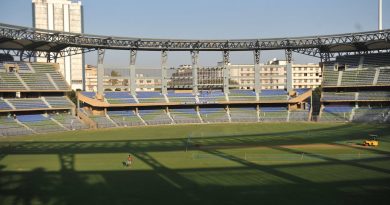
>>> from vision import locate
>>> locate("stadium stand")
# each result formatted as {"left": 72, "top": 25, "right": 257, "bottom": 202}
{"left": 49, "top": 113, "right": 88, "bottom": 130}
{"left": 138, "top": 108, "right": 172, "bottom": 125}
{"left": 81, "top": 91, "right": 96, "bottom": 99}
{"left": 107, "top": 110, "right": 144, "bottom": 127}
{"left": 0, "top": 98, "right": 12, "bottom": 110}
{"left": 377, "top": 69, "right": 390, "bottom": 85}
{"left": 80, "top": 109, "right": 116, "bottom": 128}
{"left": 0, "top": 72, "right": 26, "bottom": 90}
{"left": 44, "top": 96, "right": 74, "bottom": 108}
{"left": 352, "top": 107, "right": 390, "bottom": 123}
{"left": 136, "top": 92, "right": 166, "bottom": 103}
{"left": 105, "top": 92, "right": 137, "bottom": 104}
{"left": 259, "top": 90, "right": 289, "bottom": 101}
{"left": 198, "top": 90, "right": 226, "bottom": 104}
{"left": 0, "top": 116, "right": 32, "bottom": 136}
{"left": 0, "top": 59, "right": 84, "bottom": 136}
{"left": 320, "top": 53, "right": 390, "bottom": 123}
{"left": 289, "top": 110, "right": 309, "bottom": 121}
{"left": 7, "top": 98, "right": 49, "bottom": 109}
{"left": 18, "top": 72, "right": 57, "bottom": 90}
{"left": 166, "top": 91, "right": 196, "bottom": 104}
{"left": 259, "top": 106, "right": 288, "bottom": 122}
{"left": 322, "top": 92, "right": 356, "bottom": 101}
{"left": 322, "top": 67, "right": 339, "bottom": 87}
{"left": 228, "top": 90, "right": 256, "bottom": 102}
{"left": 358, "top": 91, "right": 390, "bottom": 101}
{"left": 17, "top": 114, "right": 67, "bottom": 133}
{"left": 340, "top": 69, "right": 376, "bottom": 86}
{"left": 199, "top": 107, "right": 230, "bottom": 123}
{"left": 169, "top": 108, "right": 201, "bottom": 124}
{"left": 319, "top": 105, "right": 353, "bottom": 122}
{"left": 229, "top": 106, "right": 258, "bottom": 122}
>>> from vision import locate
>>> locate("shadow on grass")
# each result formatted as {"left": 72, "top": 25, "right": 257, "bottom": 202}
{"left": 0, "top": 123, "right": 390, "bottom": 205}
{"left": 1, "top": 166, "right": 390, "bottom": 205}
{"left": 0, "top": 123, "right": 389, "bottom": 156}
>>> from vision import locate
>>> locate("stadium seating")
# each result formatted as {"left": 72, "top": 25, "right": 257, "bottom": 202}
{"left": 321, "top": 92, "right": 356, "bottom": 101}
{"left": 0, "top": 98, "right": 12, "bottom": 110}
{"left": 362, "top": 53, "right": 390, "bottom": 67}
{"left": 50, "top": 113, "right": 88, "bottom": 130}
{"left": 334, "top": 55, "right": 361, "bottom": 68}
{"left": 30, "top": 63, "right": 57, "bottom": 73}
{"left": 7, "top": 98, "right": 49, "bottom": 110}
{"left": 166, "top": 91, "right": 196, "bottom": 104}
{"left": 377, "top": 69, "right": 390, "bottom": 85}
{"left": 259, "top": 90, "right": 289, "bottom": 101}
{"left": 50, "top": 72, "right": 70, "bottom": 90}
{"left": 138, "top": 108, "right": 172, "bottom": 125}
{"left": 358, "top": 91, "right": 390, "bottom": 101}
{"left": 80, "top": 109, "right": 116, "bottom": 128}
{"left": 17, "top": 114, "right": 66, "bottom": 133}
{"left": 107, "top": 110, "right": 144, "bottom": 127}
{"left": 169, "top": 108, "right": 201, "bottom": 124}
{"left": 340, "top": 69, "right": 375, "bottom": 86}
{"left": 137, "top": 92, "right": 166, "bottom": 103}
{"left": 294, "top": 88, "right": 310, "bottom": 96}
{"left": 105, "top": 92, "right": 137, "bottom": 104}
{"left": 322, "top": 67, "right": 339, "bottom": 87}
{"left": 228, "top": 90, "right": 257, "bottom": 101}
{"left": 198, "top": 90, "right": 226, "bottom": 104}
{"left": 289, "top": 110, "right": 309, "bottom": 121}
{"left": 229, "top": 106, "right": 258, "bottom": 122}
{"left": 0, "top": 116, "right": 32, "bottom": 136}
{"left": 0, "top": 61, "right": 31, "bottom": 72}
{"left": 45, "top": 96, "right": 74, "bottom": 108}
{"left": 259, "top": 106, "right": 288, "bottom": 122}
{"left": 19, "top": 73, "right": 57, "bottom": 90}
{"left": 82, "top": 91, "right": 96, "bottom": 99}
{"left": 352, "top": 107, "right": 390, "bottom": 123}
{"left": 319, "top": 105, "right": 353, "bottom": 122}
{"left": 199, "top": 107, "right": 229, "bottom": 123}
{"left": 0, "top": 72, "right": 26, "bottom": 90}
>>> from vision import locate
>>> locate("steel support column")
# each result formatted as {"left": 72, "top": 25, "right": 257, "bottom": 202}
{"left": 97, "top": 48, "right": 105, "bottom": 97}
{"left": 222, "top": 50, "right": 230, "bottom": 94}
{"left": 129, "top": 49, "right": 137, "bottom": 95}
{"left": 254, "top": 49, "right": 261, "bottom": 93}
{"left": 191, "top": 50, "right": 199, "bottom": 94}
{"left": 46, "top": 52, "right": 51, "bottom": 63}
{"left": 285, "top": 49, "right": 293, "bottom": 92}
{"left": 161, "top": 50, "right": 168, "bottom": 94}
{"left": 19, "top": 50, "right": 24, "bottom": 62}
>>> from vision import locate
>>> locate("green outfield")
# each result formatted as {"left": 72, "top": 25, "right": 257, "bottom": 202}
{"left": 0, "top": 122, "right": 390, "bottom": 205}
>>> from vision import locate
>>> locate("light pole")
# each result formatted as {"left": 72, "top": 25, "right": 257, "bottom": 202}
{"left": 379, "top": 0, "right": 383, "bottom": 30}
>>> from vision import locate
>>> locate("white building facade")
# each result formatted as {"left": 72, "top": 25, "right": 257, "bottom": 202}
{"left": 32, "top": 0, "right": 84, "bottom": 90}
{"left": 228, "top": 60, "right": 322, "bottom": 90}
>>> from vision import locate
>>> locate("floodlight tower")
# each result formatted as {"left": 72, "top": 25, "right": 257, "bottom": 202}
{"left": 379, "top": 0, "right": 383, "bottom": 30}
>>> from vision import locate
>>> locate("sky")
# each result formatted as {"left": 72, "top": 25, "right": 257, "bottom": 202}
{"left": 0, "top": 0, "right": 389, "bottom": 68}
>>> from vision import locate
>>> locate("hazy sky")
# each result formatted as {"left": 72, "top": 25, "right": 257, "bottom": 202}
{"left": 0, "top": 0, "right": 389, "bottom": 67}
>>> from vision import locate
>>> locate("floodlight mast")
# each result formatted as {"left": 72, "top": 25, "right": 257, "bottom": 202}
{"left": 379, "top": 0, "right": 383, "bottom": 30}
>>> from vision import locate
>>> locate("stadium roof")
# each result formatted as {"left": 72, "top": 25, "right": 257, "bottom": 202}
{"left": 0, "top": 22, "right": 389, "bottom": 59}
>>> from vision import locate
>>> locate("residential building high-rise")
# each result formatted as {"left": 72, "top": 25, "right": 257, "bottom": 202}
{"left": 32, "top": 0, "right": 84, "bottom": 90}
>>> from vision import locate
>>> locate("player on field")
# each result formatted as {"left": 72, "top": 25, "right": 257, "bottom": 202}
{"left": 125, "top": 154, "right": 133, "bottom": 167}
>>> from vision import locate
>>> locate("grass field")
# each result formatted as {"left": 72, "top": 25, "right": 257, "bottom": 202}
{"left": 1, "top": 122, "right": 390, "bottom": 205}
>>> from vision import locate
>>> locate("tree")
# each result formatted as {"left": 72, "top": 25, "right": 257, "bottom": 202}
{"left": 67, "top": 90, "right": 79, "bottom": 104}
